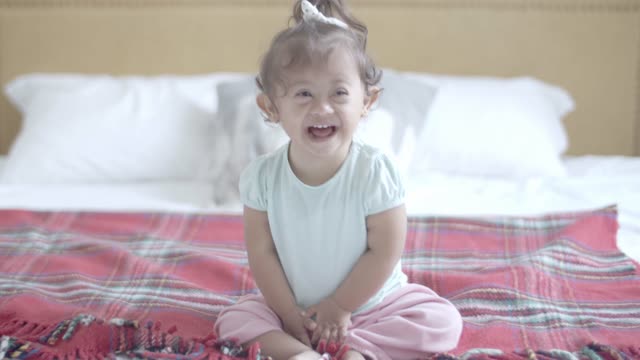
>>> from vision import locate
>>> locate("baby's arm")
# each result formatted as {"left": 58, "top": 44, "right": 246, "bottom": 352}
{"left": 305, "top": 205, "right": 407, "bottom": 345}
{"left": 331, "top": 204, "right": 407, "bottom": 312}
{"left": 243, "top": 206, "right": 311, "bottom": 346}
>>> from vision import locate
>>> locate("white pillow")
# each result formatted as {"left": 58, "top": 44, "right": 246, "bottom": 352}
{"left": 210, "top": 76, "right": 289, "bottom": 205}
{"left": 409, "top": 76, "right": 574, "bottom": 178}
{"left": 2, "top": 73, "right": 243, "bottom": 184}
{"left": 355, "top": 68, "right": 436, "bottom": 178}
{"left": 0, "top": 155, "right": 6, "bottom": 178}
{"left": 356, "top": 108, "right": 417, "bottom": 179}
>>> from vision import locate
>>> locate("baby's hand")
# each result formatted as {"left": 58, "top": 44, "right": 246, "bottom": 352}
{"left": 281, "top": 307, "right": 312, "bottom": 347}
{"left": 302, "top": 297, "right": 351, "bottom": 348}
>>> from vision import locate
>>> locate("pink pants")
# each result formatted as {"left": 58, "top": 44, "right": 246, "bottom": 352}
{"left": 214, "top": 284, "right": 463, "bottom": 360}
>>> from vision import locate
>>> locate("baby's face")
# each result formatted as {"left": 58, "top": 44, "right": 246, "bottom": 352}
{"left": 269, "top": 47, "right": 374, "bottom": 162}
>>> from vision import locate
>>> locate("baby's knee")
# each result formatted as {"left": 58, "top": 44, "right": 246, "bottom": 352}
{"left": 399, "top": 298, "right": 462, "bottom": 351}
{"left": 213, "top": 308, "right": 242, "bottom": 338}
{"left": 443, "top": 303, "right": 463, "bottom": 345}
{"left": 446, "top": 300, "right": 463, "bottom": 328}
{"left": 214, "top": 296, "right": 281, "bottom": 341}
{"left": 423, "top": 300, "right": 463, "bottom": 350}
{"left": 428, "top": 299, "right": 462, "bottom": 329}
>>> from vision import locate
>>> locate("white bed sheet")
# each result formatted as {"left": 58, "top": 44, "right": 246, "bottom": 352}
{"left": 0, "top": 155, "right": 638, "bottom": 262}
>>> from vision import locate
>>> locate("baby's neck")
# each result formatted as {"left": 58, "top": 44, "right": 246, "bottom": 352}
{"left": 288, "top": 142, "right": 351, "bottom": 186}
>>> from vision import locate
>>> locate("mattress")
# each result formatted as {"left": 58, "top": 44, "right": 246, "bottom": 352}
{"left": 1, "top": 155, "right": 638, "bottom": 262}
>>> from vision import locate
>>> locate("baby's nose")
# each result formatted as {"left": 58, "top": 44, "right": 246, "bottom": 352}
{"left": 310, "top": 99, "right": 335, "bottom": 116}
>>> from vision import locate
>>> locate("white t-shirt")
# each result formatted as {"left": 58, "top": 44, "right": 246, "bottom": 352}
{"left": 239, "top": 140, "right": 407, "bottom": 313}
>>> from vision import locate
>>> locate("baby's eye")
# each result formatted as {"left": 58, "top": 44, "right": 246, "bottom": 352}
{"left": 296, "top": 90, "right": 312, "bottom": 97}
{"left": 336, "top": 89, "right": 349, "bottom": 96}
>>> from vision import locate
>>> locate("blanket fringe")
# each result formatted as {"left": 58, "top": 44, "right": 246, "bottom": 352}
{"left": 1, "top": 313, "right": 638, "bottom": 360}
{"left": 0, "top": 313, "right": 270, "bottom": 360}
{"left": 429, "top": 343, "right": 640, "bottom": 360}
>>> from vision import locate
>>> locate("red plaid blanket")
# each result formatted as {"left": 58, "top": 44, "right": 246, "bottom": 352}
{"left": 0, "top": 206, "right": 638, "bottom": 359}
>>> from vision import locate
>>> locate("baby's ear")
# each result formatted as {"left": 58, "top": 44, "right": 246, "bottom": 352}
{"left": 256, "top": 93, "right": 279, "bottom": 122}
{"left": 363, "top": 86, "right": 381, "bottom": 112}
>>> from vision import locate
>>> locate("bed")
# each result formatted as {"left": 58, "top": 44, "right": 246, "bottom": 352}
{"left": 0, "top": 0, "right": 639, "bottom": 359}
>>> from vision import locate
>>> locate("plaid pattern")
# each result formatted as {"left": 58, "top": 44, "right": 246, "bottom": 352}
{"left": 403, "top": 205, "right": 640, "bottom": 354}
{"left": 0, "top": 206, "right": 638, "bottom": 359}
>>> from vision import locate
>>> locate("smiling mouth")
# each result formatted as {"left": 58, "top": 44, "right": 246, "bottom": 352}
{"left": 308, "top": 125, "right": 337, "bottom": 138}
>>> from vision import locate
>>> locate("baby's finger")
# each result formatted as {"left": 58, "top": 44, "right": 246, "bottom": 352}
{"left": 337, "top": 325, "right": 349, "bottom": 343}
{"left": 303, "top": 317, "right": 317, "bottom": 332}
{"left": 320, "top": 324, "right": 331, "bottom": 342}
{"left": 294, "top": 330, "right": 311, "bottom": 347}
{"left": 301, "top": 306, "right": 317, "bottom": 319}
{"left": 329, "top": 325, "right": 338, "bottom": 343}
{"left": 316, "top": 339, "right": 327, "bottom": 353}
{"left": 311, "top": 326, "right": 323, "bottom": 345}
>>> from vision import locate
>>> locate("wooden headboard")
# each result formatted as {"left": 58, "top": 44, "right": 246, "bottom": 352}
{"left": 1, "top": 0, "right": 639, "bottom": 156}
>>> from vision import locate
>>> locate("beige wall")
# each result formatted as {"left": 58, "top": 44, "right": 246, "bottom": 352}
{"left": 1, "top": 0, "right": 639, "bottom": 156}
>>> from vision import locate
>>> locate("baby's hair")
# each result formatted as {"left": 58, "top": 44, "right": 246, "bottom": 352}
{"left": 256, "top": 0, "right": 382, "bottom": 109}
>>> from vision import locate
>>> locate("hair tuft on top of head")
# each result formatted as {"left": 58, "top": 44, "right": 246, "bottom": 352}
{"left": 291, "top": 0, "right": 368, "bottom": 48}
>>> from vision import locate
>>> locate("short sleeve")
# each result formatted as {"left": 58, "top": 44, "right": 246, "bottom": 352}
{"left": 238, "top": 157, "right": 268, "bottom": 211}
{"left": 364, "top": 153, "right": 406, "bottom": 215}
